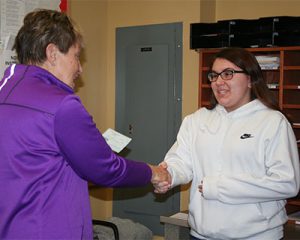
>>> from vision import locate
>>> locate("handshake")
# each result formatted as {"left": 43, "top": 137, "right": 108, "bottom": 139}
{"left": 149, "top": 162, "right": 172, "bottom": 194}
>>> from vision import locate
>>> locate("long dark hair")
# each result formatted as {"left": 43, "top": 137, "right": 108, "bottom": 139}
{"left": 208, "top": 47, "right": 279, "bottom": 111}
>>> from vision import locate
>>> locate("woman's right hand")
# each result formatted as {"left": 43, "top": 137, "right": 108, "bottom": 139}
{"left": 153, "top": 161, "right": 172, "bottom": 194}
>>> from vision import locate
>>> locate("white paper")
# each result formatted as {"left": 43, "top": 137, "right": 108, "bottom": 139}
{"left": 102, "top": 128, "right": 131, "bottom": 153}
{"left": 0, "top": 0, "right": 25, "bottom": 38}
{"left": 255, "top": 55, "right": 280, "bottom": 70}
{"left": 267, "top": 83, "right": 279, "bottom": 89}
{"left": 24, "top": 0, "right": 61, "bottom": 14}
{"left": 0, "top": 50, "right": 17, "bottom": 79}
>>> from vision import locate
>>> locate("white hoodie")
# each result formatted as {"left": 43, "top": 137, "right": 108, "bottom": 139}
{"left": 165, "top": 99, "right": 300, "bottom": 240}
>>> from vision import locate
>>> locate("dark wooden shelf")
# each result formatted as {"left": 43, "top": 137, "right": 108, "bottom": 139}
{"left": 288, "top": 199, "right": 300, "bottom": 206}
{"left": 283, "top": 104, "right": 300, "bottom": 109}
{"left": 284, "top": 85, "right": 300, "bottom": 90}
{"left": 284, "top": 66, "right": 300, "bottom": 70}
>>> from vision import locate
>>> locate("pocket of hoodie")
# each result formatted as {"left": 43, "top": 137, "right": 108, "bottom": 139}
{"left": 255, "top": 200, "right": 286, "bottom": 220}
{"left": 188, "top": 193, "right": 270, "bottom": 237}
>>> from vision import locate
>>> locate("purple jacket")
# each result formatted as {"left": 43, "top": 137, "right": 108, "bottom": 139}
{"left": 0, "top": 64, "right": 152, "bottom": 239}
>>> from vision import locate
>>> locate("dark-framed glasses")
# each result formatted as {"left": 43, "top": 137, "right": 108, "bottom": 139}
{"left": 207, "top": 68, "right": 247, "bottom": 82}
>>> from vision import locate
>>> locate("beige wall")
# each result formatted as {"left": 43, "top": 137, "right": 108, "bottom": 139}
{"left": 69, "top": 0, "right": 114, "bottom": 220}
{"left": 68, "top": 0, "right": 300, "bottom": 221}
{"left": 69, "top": 0, "right": 108, "bottom": 130}
{"left": 69, "top": 0, "right": 200, "bottom": 220}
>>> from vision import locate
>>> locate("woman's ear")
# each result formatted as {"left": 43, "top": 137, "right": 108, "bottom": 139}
{"left": 45, "top": 43, "right": 58, "bottom": 66}
{"left": 247, "top": 76, "right": 252, "bottom": 88}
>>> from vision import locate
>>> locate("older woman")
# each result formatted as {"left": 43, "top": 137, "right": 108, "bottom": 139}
{"left": 0, "top": 9, "right": 168, "bottom": 239}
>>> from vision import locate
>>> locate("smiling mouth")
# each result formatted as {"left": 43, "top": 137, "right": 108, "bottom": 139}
{"left": 217, "top": 89, "right": 228, "bottom": 96}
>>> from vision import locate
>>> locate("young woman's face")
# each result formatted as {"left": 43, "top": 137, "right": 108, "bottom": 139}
{"left": 54, "top": 43, "right": 82, "bottom": 89}
{"left": 211, "top": 58, "right": 251, "bottom": 112}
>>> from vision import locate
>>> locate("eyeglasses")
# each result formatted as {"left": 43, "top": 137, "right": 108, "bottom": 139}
{"left": 207, "top": 69, "right": 247, "bottom": 82}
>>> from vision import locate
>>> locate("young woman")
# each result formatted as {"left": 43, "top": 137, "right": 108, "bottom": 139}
{"left": 155, "top": 48, "right": 300, "bottom": 239}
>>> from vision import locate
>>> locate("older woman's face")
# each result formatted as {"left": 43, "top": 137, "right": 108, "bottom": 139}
{"left": 211, "top": 58, "right": 251, "bottom": 112}
{"left": 54, "top": 43, "right": 82, "bottom": 88}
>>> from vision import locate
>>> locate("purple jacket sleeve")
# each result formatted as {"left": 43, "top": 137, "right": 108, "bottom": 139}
{"left": 53, "top": 95, "right": 152, "bottom": 187}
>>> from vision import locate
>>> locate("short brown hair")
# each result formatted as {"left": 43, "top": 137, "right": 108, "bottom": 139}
{"left": 13, "top": 9, "right": 83, "bottom": 64}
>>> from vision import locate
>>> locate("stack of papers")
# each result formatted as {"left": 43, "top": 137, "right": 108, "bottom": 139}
{"left": 267, "top": 83, "right": 279, "bottom": 89}
{"left": 255, "top": 55, "right": 280, "bottom": 70}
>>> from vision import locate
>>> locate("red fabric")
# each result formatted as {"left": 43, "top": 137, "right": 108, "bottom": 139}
{"left": 59, "top": 0, "right": 67, "bottom": 12}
